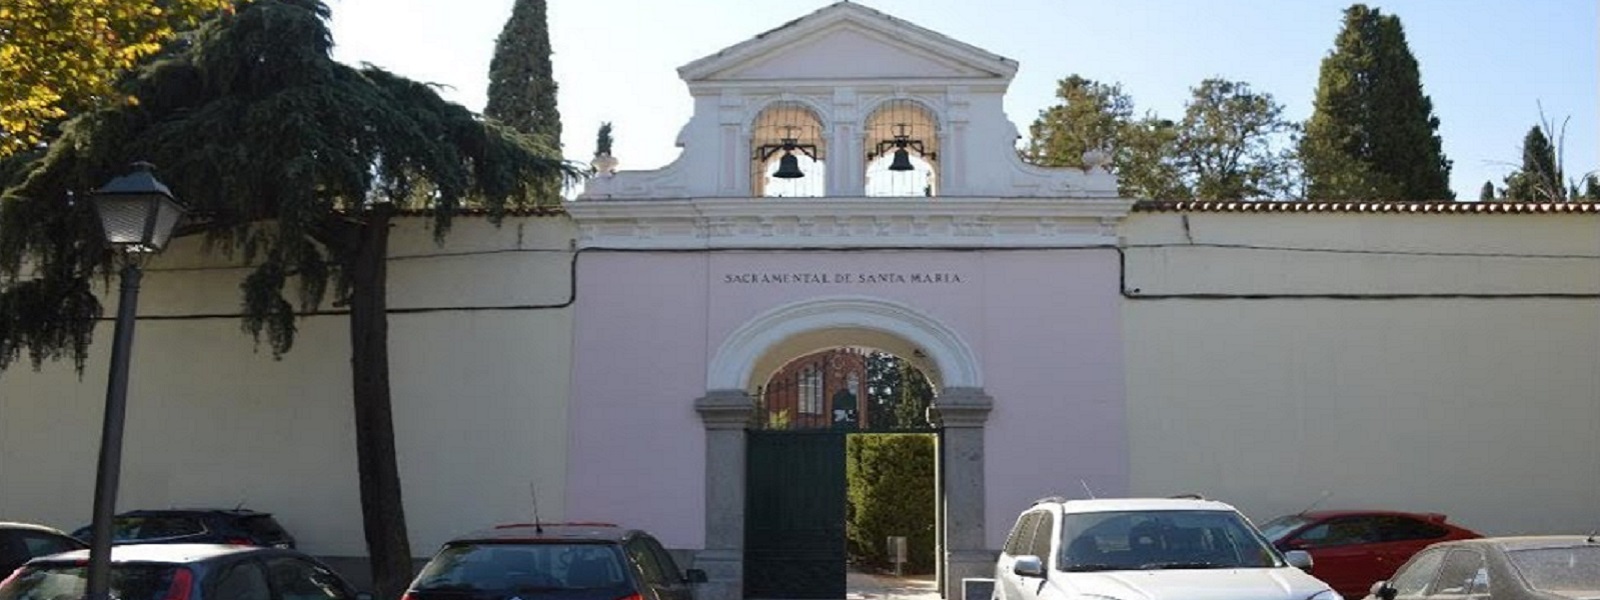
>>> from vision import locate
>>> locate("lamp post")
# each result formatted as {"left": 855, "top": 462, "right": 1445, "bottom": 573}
{"left": 85, "top": 162, "right": 185, "bottom": 600}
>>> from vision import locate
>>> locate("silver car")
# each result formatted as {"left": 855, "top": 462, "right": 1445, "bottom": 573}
{"left": 993, "top": 496, "right": 1340, "bottom": 600}
{"left": 1366, "top": 535, "right": 1600, "bottom": 600}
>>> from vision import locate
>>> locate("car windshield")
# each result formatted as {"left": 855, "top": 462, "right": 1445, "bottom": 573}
{"left": 1057, "top": 510, "right": 1282, "bottom": 571}
{"left": 1256, "top": 515, "right": 1313, "bottom": 542}
{"left": 1508, "top": 546, "right": 1600, "bottom": 592}
{"left": 412, "top": 542, "right": 628, "bottom": 592}
{"left": 0, "top": 564, "right": 178, "bottom": 600}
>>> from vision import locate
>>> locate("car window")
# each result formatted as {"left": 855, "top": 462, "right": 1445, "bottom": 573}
{"left": 625, "top": 538, "right": 667, "bottom": 584}
{"left": 1258, "top": 515, "right": 1314, "bottom": 542}
{"left": 1004, "top": 512, "right": 1040, "bottom": 556}
{"left": 1058, "top": 509, "right": 1280, "bottom": 571}
{"left": 0, "top": 564, "right": 178, "bottom": 600}
{"left": 1390, "top": 547, "right": 1446, "bottom": 596}
{"left": 19, "top": 532, "right": 81, "bottom": 557}
{"left": 641, "top": 535, "right": 684, "bottom": 582}
{"left": 1294, "top": 517, "right": 1379, "bottom": 548}
{"left": 1027, "top": 512, "right": 1054, "bottom": 560}
{"left": 412, "top": 543, "right": 628, "bottom": 592}
{"left": 1375, "top": 516, "right": 1449, "bottom": 542}
{"left": 213, "top": 560, "right": 271, "bottom": 600}
{"left": 113, "top": 516, "right": 205, "bottom": 541}
{"left": 1429, "top": 548, "right": 1486, "bottom": 596}
{"left": 266, "top": 556, "right": 352, "bottom": 600}
{"left": 238, "top": 516, "right": 291, "bottom": 541}
{"left": 1509, "top": 546, "right": 1600, "bottom": 592}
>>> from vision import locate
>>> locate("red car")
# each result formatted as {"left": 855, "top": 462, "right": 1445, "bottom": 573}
{"left": 1258, "top": 510, "right": 1481, "bottom": 599}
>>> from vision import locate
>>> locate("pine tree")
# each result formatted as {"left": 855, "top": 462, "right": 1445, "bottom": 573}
{"left": 1301, "top": 4, "right": 1453, "bottom": 201}
{"left": 486, "top": 0, "right": 562, "bottom": 201}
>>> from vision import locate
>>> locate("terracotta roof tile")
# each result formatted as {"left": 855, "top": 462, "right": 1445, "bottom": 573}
{"left": 1132, "top": 200, "right": 1600, "bottom": 214}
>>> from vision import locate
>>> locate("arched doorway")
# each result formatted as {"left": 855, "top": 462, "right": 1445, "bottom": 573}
{"left": 695, "top": 297, "right": 993, "bottom": 600}
{"left": 744, "top": 347, "right": 938, "bottom": 599}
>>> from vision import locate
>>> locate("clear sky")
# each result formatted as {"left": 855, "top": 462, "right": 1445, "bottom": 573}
{"left": 328, "top": 0, "right": 1598, "bottom": 200}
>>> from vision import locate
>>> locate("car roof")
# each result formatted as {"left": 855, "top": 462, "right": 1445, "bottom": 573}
{"left": 121, "top": 508, "right": 271, "bottom": 517}
{"left": 0, "top": 522, "right": 73, "bottom": 535}
{"left": 1295, "top": 509, "right": 1449, "bottom": 522}
{"left": 1041, "top": 497, "right": 1241, "bottom": 514}
{"left": 1433, "top": 535, "right": 1598, "bottom": 551}
{"left": 33, "top": 543, "right": 269, "bottom": 564}
{"left": 448, "top": 523, "right": 635, "bottom": 544}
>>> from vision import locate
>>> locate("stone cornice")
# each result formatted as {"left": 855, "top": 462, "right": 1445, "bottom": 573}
{"left": 567, "top": 197, "right": 1134, "bottom": 250}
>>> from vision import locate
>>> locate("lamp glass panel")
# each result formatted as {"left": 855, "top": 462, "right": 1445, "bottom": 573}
{"left": 96, "top": 196, "right": 158, "bottom": 246}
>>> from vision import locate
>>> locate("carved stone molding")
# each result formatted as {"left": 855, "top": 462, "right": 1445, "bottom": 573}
{"left": 568, "top": 197, "right": 1134, "bottom": 250}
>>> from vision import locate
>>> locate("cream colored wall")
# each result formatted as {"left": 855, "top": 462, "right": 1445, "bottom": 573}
{"left": 0, "top": 216, "right": 577, "bottom": 557}
{"left": 1121, "top": 212, "right": 1600, "bottom": 536}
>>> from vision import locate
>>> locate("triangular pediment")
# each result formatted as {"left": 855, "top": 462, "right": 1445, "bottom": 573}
{"left": 680, "top": 2, "right": 1016, "bottom": 83}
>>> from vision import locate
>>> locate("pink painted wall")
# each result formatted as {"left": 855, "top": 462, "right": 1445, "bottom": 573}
{"left": 569, "top": 249, "right": 1127, "bottom": 550}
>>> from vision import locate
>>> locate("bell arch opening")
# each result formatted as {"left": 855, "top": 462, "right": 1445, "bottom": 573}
{"left": 864, "top": 98, "right": 940, "bottom": 197}
{"left": 751, "top": 101, "right": 827, "bottom": 198}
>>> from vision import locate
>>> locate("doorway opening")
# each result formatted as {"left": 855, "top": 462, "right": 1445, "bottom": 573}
{"left": 744, "top": 348, "right": 940, "bottom": 600}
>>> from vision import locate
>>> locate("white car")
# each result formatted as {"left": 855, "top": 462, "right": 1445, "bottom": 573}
{"left": 994, "top": 496, "right": 1340, "bottom": 600}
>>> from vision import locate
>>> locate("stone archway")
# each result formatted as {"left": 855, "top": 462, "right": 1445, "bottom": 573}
{"left": 695, "top": 296, "right": 992, "bottom": 600}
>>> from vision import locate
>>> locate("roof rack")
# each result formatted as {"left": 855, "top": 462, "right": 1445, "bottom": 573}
{"left": 1168, "top": 493, "right": 1205, "bottom": 500}
{"left": 1031, "top": 496, "right": 1068, "bottom": 506}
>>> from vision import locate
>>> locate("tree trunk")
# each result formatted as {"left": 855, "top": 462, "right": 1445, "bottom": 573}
{"left": 345, "top": 205, "right": 414, "bottom": 600}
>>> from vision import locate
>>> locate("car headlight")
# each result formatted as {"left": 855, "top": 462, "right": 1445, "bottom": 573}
{"left": 1306, "top": 590, "right": 1343, "bottom": 600}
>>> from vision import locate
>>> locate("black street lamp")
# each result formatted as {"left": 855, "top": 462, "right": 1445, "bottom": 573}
{"left": 85, "top": 162, "right": 185, "bottom": 600}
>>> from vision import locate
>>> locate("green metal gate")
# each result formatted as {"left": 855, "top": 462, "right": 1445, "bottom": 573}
{"left": 744, "top": 430, "right": 847, "bottom": 599}
{"left": 743, "top": 348, "right": 939, "bottom": 598}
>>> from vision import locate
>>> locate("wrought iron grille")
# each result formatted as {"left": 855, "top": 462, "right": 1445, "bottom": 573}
{"left": 753, "top": 348, "right": 937, "bottom": 432}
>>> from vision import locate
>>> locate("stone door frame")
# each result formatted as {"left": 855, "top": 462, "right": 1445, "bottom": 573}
{"left": 693, "top": 296, "right": 993, "bottom": 600}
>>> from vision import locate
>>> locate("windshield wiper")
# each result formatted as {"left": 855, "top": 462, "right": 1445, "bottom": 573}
{"left": 1139, "top": 561, "right": 1226, "bottom": 570}
{"left": 1063, "top": 563, "right": 1124, "bottom": 572}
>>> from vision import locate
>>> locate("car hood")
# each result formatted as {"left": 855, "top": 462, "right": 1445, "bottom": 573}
{"left": 1053, "top": 567, "right": 1333, "bottom": 600}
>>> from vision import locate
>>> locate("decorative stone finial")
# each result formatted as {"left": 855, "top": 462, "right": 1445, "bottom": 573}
{"left": 1081, "top": 148, "right": 1112, "bottom": 172}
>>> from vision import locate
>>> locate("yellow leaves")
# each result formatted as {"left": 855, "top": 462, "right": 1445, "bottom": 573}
{"left": 0, "top": 0, "right": 237, "bottom": 158}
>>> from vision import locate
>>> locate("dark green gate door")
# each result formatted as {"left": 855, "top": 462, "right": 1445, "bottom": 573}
{"left": 744, "top": 431, "right": 846, "bottom": 599}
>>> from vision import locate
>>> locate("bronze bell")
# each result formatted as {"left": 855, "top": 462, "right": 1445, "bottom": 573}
{"left": 773, "top": 152, "right": 805, "bottom": 179}
{"left": 888, "top": 148, "right": 915, "bottom": 172}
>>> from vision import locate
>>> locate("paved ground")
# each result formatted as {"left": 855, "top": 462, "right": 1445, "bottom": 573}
{"left": 845, "top": 570, "right": 941, "bottom": 600}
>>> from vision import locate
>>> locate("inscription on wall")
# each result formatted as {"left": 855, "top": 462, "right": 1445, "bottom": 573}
{"left": 721, "top": 271, "right": 966, "bottom": 285}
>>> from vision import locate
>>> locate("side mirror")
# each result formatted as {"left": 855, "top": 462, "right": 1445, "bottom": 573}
{"left": 1283, "top": 550, "right": 1314, "bottom": 572}
{"left": 1371, "top": 580, "right": 1397, "bottom": 600}
{"left": 1012, "top": 555, "right": 1046, "bottom": 578}
{"left": 684, "top": 568, "right": 708, "bottom": 584}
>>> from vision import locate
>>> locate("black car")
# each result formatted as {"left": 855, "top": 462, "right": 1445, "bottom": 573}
{"left": 0, "top": 544, "right": 367, "bottom": 600}
{"left": 72, "top": 509, "right": 296, "bottom": 549}
{"left": 405, "top": 523, "right": 706, "bottom": 600}
{"left": 0, "top": 522, "right": 87, "bottom": 578}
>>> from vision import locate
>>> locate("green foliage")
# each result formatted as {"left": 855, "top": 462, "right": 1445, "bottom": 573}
{"left": 1501, "top": 113, "right": 1596, "bottom": 202}
{"left": 1300, "top": 4, "right": 1452, "bottom": 201}
{"left": 0, "top": 0, "right": 236, "bottom": 159}
{"left": 1478, "top": 180, "right": 1496, "bottom": 201}
{"left": 846, "top": 434, "right": 936, "bottom": 573}
{"left": 1173, "top": 79, "right": 1298, "bottom": 200}
{"left": 1027, "top": 75, "right": 1297, "bottom": 200}
{"left": 595, "top": 122, "right": 612, "bottom": 157}
{"left": 0, "top": 0, "right": 580, "bottom": 370}
{"left": 864, "top": 351, "right": 933, "bottom": 430}
{"left": 1026, "top": 76, "right": 1132, "bottom": 168}
{"left": 486, "top": 0, "right": 561, "bottom": 201}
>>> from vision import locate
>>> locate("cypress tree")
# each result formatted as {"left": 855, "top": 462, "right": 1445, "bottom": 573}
{"left": 1301, "top": 4, "right": 1453, "bottom": 201}
{"left": 1503, "top": 125, "right": 1564, "bottom": 201}
{"left": 1478, "top": 181, "right": 1496, "bottom": 201}
{"left": 486, "top": 0, "right": 562, "bottom": 201}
